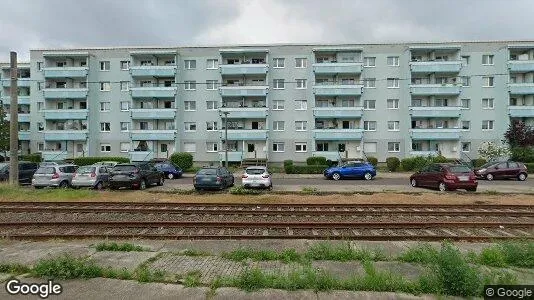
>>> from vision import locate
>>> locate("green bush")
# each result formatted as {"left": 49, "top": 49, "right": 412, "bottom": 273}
{"left": 385, "top": 157, "right": 400, "bottom": 172}
{"left": 169, "top": 152, "right": 193, "bottom": 170}
{"left": 283, "top": 160, "right": 293, "bottom": 167}
{"left": 400, "top": 158, "right": 415, "bottom": 171}
{"left": 525, "top": 163, "right": 534, "bottom": 174}
{"left": 306, "top": 156, "right": 327, "bottom": 166}
{"left": 73, "top": 157, "right": 129, "bottom": 166}
{"left": 401, "top": 156, "right": 434, "bottom": 171}
{"left": 471, "top": 158, "right": 487, "bottom": 168}
{"left": 366, "top": 156, "right": 378, "bottom": 167}
{"left": 283, "top": 160, "right": 294, "bottom": 173}
{"left": 286, "top": 165, "right": 328, "bottom": 174}
{"left": 432, "top": 155, "right": 448, "bottom": 163}
{"left": 20, "top": 153, "right": 42, "bottom": 163}
{"left": 229, "top": 186, "right": 263, "bottom": 195}
{"left": 510, "top": 147, "right": 534, "bottom": 163}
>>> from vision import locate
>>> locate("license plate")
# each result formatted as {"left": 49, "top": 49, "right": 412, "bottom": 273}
{"left": 458, "top": 176, "right": 469, "bottom": 181}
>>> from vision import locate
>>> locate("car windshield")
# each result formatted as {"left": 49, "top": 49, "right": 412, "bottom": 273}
{"left": 246, "top": 168, "right": 266, "bottom": 175}
{"left": 78, "top": 166, "right": 96, "bottom": 174}
{"left": 112, "top": 165, "right": 137, "bottom": 172}
{"left": 449, "top": 166, "right": 471, "bottom": 173}
{"left": 35, "top": 167, "right": 55, "bottom": 174}
{"left": 198, "top": 169, "right": 217, "bottom": 175}
{"left": 479, "top": 162, "right": 497, "bottom": 168}
{"left": 0, "top": 163, "right": 8, "bottom": 172}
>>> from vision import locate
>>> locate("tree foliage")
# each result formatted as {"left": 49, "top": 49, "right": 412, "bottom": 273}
{"left": 477, "top": 142, "right": 510, "bottom": 162}
{"left": 503, "top": 121, "right": 534, "bottom": 148}
{"left": 0, "top": 105, "right": 9, "bottom": 157}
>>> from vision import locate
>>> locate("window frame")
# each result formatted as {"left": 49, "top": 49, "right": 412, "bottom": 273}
{"left": 387, "top": 121, "right": 400, "bottom": 131}
{"left": 482, "top": 120, "right": 494, "bottom": 130}
{"left": 184, "top": 101, "right": 196, "bottom": 111}
{"left": 387, "top": 142, "right": 400, "bottom": 152}
{"left": 206, "top": 142, "right": 218, "bottom": 152}
{"left": 387, "top": 99, "right": 399, "bottom": 109}
{"left": 295, "top": 142, "right": 307, "bottom": 153}
{"left": 364, "top": 121, "right": 377, "bottom": 131}
{"left": 295, "top": 58, "right": 307, "bottom": 68}
{"left": 273, "top": 79, "right": 285, "bottom": 89}
{"left": 120, "top": 122, "right": 130, "bottom": 132}
{"left": 363, "top": 57, "right": 376, "bottom": 67}
{"left": 272, "top": 100, "right": 285, "bottom": 110}
{"left": 295, "top": 121, "right": 307, "bottom": 131}
{"left": 272, "top": 142, "right": 285, "bottom": 152}
{"left": 184, "top": 122, "right": 197, "bottom": 132}
{"left": 184, "top": 81, "right": 196, "bottom": 90}
{"left": 99, "top": 61, "right": 110, "bottom": 71}
{"left": 100, "top": 144, "right": 111, "bottom": 152}
{"left": 206, "top": 59, "right": 218, "bottom": 70}
{"left": 100, "top": 122, "right": 111, "bottom": 132}
{"left": 272, "top": 121, "right": 285, "bottom": 131}
{"left": 296, "top": 79, "right": 307, "bottom": 89}
{"left": 273, "top": 58, "right": 285, "bottom": 68}
{"left": 387, "top": 56, "right": 400, "bottom": 66}
{"left": 184, "top": 60, "right": 197, "bottom": 70}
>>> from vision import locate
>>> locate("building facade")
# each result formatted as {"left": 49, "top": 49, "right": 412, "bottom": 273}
{"left": 3, "top": 41, "right": 534, "bottom": 163}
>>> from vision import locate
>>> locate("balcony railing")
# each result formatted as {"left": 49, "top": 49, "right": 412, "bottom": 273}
{"left": 409, "top": 106, "right": 462, "bottom": 118}
{"left": 312, "top": 62, "right": 363, "bottom": 74}
{"left": 130, "top": 108, "right": 176, "bottom": 120}
{"left": 18, "top": 131, "right": 30, "bottom": 141}
{"left": 409, "top": 151, "right": 440, "bottom": 157}
{"left": 129, "top": 151, "right": 155, "bottom": 162}
{"left": 313, "top": 84, "right": 363, "bottom": 96}
{"left": 44, "top": 130, "right": 88, "bottom": 141}
{"left": 220, "top": 64, "right": 269, "bottom": 75}
{"left": 43, "top": 109, "right": 88, "bottom": 120}
{"left": 218, "top": 151, "right": 244, "bottom": 162}
{"left": 219, "top": 129, "right": 268, "bottom": 140}
{"left": 311, "top": 151, "right": 341, "bottom": 161}
{"left": 410, "top": 84, "right": 461, "bottom": 96}
{"left": 409, "top": 61, "right": 462, "bottom": 73}
{"left": 43, "top": 88, "right": 89, "bottom": 99}
{"left": 509, "top": 83, "right": 534, "bottom": 95}
{"left": 218, "top": 107, "right": 268, "bottom": 118}
{"left": 509, "top": 60, "right": 534, "bottom": 72}
{"left": 130, "top": 130, "right": 176, "bottom": 141}
{"left": 1, "top": 78, "right": 31, "bottom": 88}
{"left": 43, "top": 67, "right": 88, "bottom": 78}
{"left": 219, "top": 86, "right": 269, "bottom": 97}
{"left": 410, "top": 128, "right": 461, "bottom": 140}
{"left": 313, "top": 129, "right": 363, "bottom": 140}
{"left": 130, "top": 65, "right": 177, "bottom": 77}
{"left": 509, "top": 106, "right": 534, "bottom": 118}
{"left": 1, "top": 95, "right": 31, "bottom": 105}
{"left": 5, "top": 113, "right": 30, "bottom": 123}
{"left": 41, "top": 151, "right": 68, "bottom": 162}
{"left": 313, "top": 107, "right": 364, "bottom": 118}
{"left": 130, "top": 86, "right": 178, "bottom": 98}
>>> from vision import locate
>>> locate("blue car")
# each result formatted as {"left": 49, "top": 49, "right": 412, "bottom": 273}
{"left": 324, "top": 161, "right": 376, "bottom": 181}
{"left": 154, "top": 162, "right": 183, "bottom": 179}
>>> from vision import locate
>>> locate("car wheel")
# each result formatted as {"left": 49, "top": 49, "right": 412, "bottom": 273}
{"left": 466, "top": 187, "right": 477, "bottom": 192}
{"left": 332, "top": 172, "right": 341, "bottom": 181}
{"left": 34, "top": 186, "right": 43, "bottom": 189}
{"left": 157, "top": 177, "right": 164, "bottom": 186}
{"left": 59, "top": 181, "right": 69, "bottom": 189}
{"left": 167, "top": 173, "right": 174, "bottom": 180}
{"left": 518, "top": 173, "right": 527, "bottom": 181}
{"left": 229, "top": 179, "right": 234, "bottom": 187}
{"left": 486, "top": 173, "right": 494, "bottom": 181}
{"left": 195, "top": 187, "right": 202, "bottom": 191}
{"left": 410, "top": 179, "right": 418, "bottom": 187}
{"left": 364, "top": 172, "right": 372, "bottom": 181}
{"left": 438, "top": 182, "right": 447, "bottom": 192}
{"left": 94, "top": 182, "right": 103, "bottom": 190}
{"left": 140, "top": 179, "right": 147, "bottom": 190}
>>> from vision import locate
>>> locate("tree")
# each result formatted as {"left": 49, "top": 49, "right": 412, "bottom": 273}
{"left": 503, "top": 121, "right": 534, "bottom": 148}
{"left": 0, "top": 105, "right": 9, "bottom": 161}
{"left": 477, "top": 141, "right": 510, "bottom": 162}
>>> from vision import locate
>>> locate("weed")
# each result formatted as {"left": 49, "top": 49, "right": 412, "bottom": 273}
{"left": 0, "top": 263, "right": 31, "bottom": 274}
{"left": 183, "top": 270, "right": 202, "bottom": 287}
{"left": 477, "top": 246, "right": 507, "bottom": 267}
{"left": 499, "top": 241, "right": 534, "bottom": 268}
{"left": 304, "top": 242, "right": 381, "bottom": 261}
{"left": 229, "top": 186, "right": 263, "bottom": 195}
{"left": 398, "top": 243, "right": 440, "bottom": 265}
{"left": 0, "top": 184, "right": 96, "bottom": 201}
{"left": 301, "top": 186, "right": 319, "bottom": 195}
{"left": 222, "top": 248, "right": 284, "bottom": 262}
{"left": 32, "top": 256, "right": 103, "bottom": 279}
{"left": 94, "top": 242, "right": 147, "bottom": 252}
{"left": 342, "top": 261, "right": 419, "bottom": 294}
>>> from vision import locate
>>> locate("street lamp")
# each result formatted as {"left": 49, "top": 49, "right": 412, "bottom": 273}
{"left": 219, "top": 110, "right": 229, "bottom": 167}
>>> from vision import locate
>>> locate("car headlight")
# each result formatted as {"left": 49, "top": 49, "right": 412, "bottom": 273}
{"left": 477, "top": 168, "right": 486, "bottom": 173}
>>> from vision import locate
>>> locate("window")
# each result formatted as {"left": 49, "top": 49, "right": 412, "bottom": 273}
{"left": 273, "top": 58, "right": 285, "bottom": 68}
{"left": 387, "top": 121, "right": 400, "bottom": 131}
{"left": 387, "top": 56, "right": 400, "bottom": 66}
{"left": 206, "top": 59, "right": 218, "bottom": 69}
{"left": 100, "top": 61, "right": 110, "bottom": 71}
{"left": 387, "top": 78, "right": 399, "bottom": 88}
{"left": 100, "top": 82, "right": 111, "bottom": 91}
{"left": 206, "top": 101, "right": 218, "bottom": 110}
{"left": 272, "top": 121, "right": 285, "bottom": 131}
{"left": 364, "top": 142, "right": 377, "bottom": 153}
{"left": 184, "top": 81, "right": 196, "bottom": 90}
{"left": 482, "top": 98, "right": 494, "bottom": 109}
{"left": 164, "top": 121, "right": 175, "bottom": 130}
{"left": 461, "top": 76, "right": 470, "bottom": 87}
{"left": 295, "top": 121, "right": 307, "bottom": 131}
{"left": 37, "top": 102, "right": 43, "bottom": 111}
{"left": 118, "top": 101, "right": 129, "bottom": 111}
{"left": 37, "top": 142, "right": 44, "bottom": 151}
{"left": 100, "top": 122, "right": 111, "bottom": 132}
{"left": 37, "top": 62, "right": 43, "bottom": 71}
{"left": 272, "top": 100, "right": 284, "bottom": 110}
{"left": 140, "top": 60, "right": 153, "bottom": 66}
{"left": 363, "top": 78, "right": 376, "bottom": 88}
{"left": 364, "top": 121, "right": 377, "bottom": 131}
{"left": 37, "top": 82, "right": 42, "bottom": 90}
{"left": 120, "top": 122, "right": 129, "bottom": 132}
{"left": 461, "top": 99, "right": 470, "bottom": 109}
{"left": 387, "top": 99, "right": 399, "bottom": 109}
{"left": 184, "top": 122, "right": 197, "bottom": 131}
{"left": 206, "top": 80, "right": 218, "bottom": 90}
{"left": 482, "top": 120, "right": 494, "bottom": 130}
{"left": 100, "top": 144, "right": 111, "bottom": 152}
{"left": 296, "top": 79, "right": 307, "bottom": 89}
{"left": 139, "top": 121, "right": 149, "bottom": 130}
{"left": 461, "top": 142, "right": 471, "bottom": 152}
{"left": 412, "top": 142, "right": 422, "bottom": 151}
{"left": 206, "top": 121, "right": 218, "bottom": 131}
{"left": 272, "top": 142, "right": 285, "bottom": 152}
{"left": 316, "top": 143, "right": 329, "bottom": 151}
{"left": 120, "top": 142, "right": 130, "bottom": 153}
{"left": 364, "top": 100, "right": 376, "bottom": 110}
{"left": 363, "top": 57, "right": 376, "bottom": 67}
{"left": 206, "top": 142, "right": 218, "bottom": 152}
{"left": 462, "top": 121, "right": 470, "bottom": 130}
{"left": 482, "top": 77, "right": 494, "bottom": 87}
{"left": 120, "top": 81, "right": 129, "bottom": 91}
{"left": 461, "top": 56, "right": 469, "bottom": 65}
{"left": 482, "top": 54, "right": 494, "bottom": 65}
{"left": 184, "top": 101, "right": 196, "bottom": 111}
{"left": 435, "top": 98, "right": 448, "bottom": 107}
{"left": 295, "top": 100, "right": 307, "bottom": 110}
{"left": 37, "top": 122, "right": 44, "bottom": 131}
{"left": 100, "top": 102, "right": 110, "bottom": 112}
{"left": 388, "top": 142, "right": 400, "bottom": 152}
{"left": 295, "top": 142, "right": 307, "bottom": 152}
{"left": 273, "top": 79, "right": 285, "bottom": 89}
{"left": 184, "top": 60, "right": 196, "bottom": 69}
{"left": 295, "top": 58, "right": 307, "bottom": 68}
{"left": 56, "top": 61, "right": 66, "bottom": 67}
{"left": 120, "top": 60, "right": 130, "bottom": 70}
{"left": 183, "top": 142, "right": 196, "bottom": 153}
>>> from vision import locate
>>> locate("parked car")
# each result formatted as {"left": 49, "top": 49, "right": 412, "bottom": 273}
{"left": 71, "top": 165, "right": 110, "bottom": 190}
{"left": 95, "top": 161, "right": 119, "bottom": 169}
{"left": 474, "top": 161, "right": 528, "bottom": 181}
{"left": 108, "top": 163, "right": 164, "bottom": 190}
{"left": 193, "top": 167, "right": 234, "bottom": 190}
{"left": 410, "top": 163, "right": 478, "bottom": 192}
{"left": 154, "top": 162, "right": 183, "bottom": 179}
{"left": 39, "top": 162, "right": 58, "bottom": 167}
{"left": 241, "top": 166, "right": 272, "bottom": 189}
{"left": 31, "top": 164, "right": 78, "bottom": 188}
{"left": 323, "top": 161, "right": 376, "bottom": 180}
{"left": 0, "top": 161, "right": 39, "bottom": 184}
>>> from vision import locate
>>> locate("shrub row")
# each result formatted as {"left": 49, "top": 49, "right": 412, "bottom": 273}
{"left": 386, "top": 157, "right": 400, "bottom": 171}
{"left": 73, "top": 157, "right": 129, "bottom": 166}
{"left": 366, "top": 156, "right": 378, "bottom": 167}
{"left": 169, "top": 152, "right": 193, "bottom": 170}
{"left": 525, "top": 163, "right": 534, "bottom": 174}
{"left": 20, "top": 153, "right": 42, "bottom": 163}
{"left": 306, "top": 156, "right": 327, "bottom": 166}
{"left": 510, "top": 147, "right": 534, "bottom": 163}
{"left": 471, "top": 158, "right": 487, "bottom": 168}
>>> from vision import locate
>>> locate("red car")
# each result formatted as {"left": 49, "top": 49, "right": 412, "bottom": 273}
{"left": 410, "top": 163, "right": 478, "bottom": 192}
{"left": 474, "top": 161, "right": 528, "bottom": 181}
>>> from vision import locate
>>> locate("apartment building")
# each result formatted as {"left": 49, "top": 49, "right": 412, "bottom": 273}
{"left": 6, "top": 40, "right": 534, "bottom": 163}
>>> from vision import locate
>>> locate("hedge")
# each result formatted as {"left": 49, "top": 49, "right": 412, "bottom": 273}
{"left": 366, "top": 156, "right": 378, "bottom": 167}
{"left": 285, "top": 165, "right": 328, "bottom": 174}
{"left": 20, "top": 153, "right": 42, "bottom": 163}
{"left": 511, "top": 147, "right": 534, "bottom": 163}
{"left": 306, "top": 156, "right": 327, "bottom": 166}
{"left": 401, "top": 156, "right": 433, "bottom": 171}
{"left": 525, "top": 163, "right": 534, "bottom": 174}
{"left": 170, "top": 152, "right": 193, "bottom": 171}
{"left": 471, "top": 158, "right": 487, "bottom": 168}
{"left": 385, "top": 157, "right": 400, "bottom": 172}
{"left": 73, "top": 157, "right": 129, "bottom": 166}
{"left": 432, "top": 155, "right": 448, "bottom": 163}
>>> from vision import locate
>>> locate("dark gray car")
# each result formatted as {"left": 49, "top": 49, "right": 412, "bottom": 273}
{"left": 0, "top": 161, "right": 39, "bottom": 184}
{"left": 193, "top": 167, "right": 234, "bottom": 191}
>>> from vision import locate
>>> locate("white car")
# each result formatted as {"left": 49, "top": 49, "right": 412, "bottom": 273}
{"left": 241, "top": 166, "right": 272, "bottom": 189}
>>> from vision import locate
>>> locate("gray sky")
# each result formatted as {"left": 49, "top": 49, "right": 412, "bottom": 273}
{"left": 1, "top": 0, "right": 533, "bottom": 61}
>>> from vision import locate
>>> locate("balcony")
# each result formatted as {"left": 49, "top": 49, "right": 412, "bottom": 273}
{"left": 410, "top": 151, "right": 439, "bottom": 157}
{"left": 509, "top": 106, "right": 534, "bottom": 118}
{"left": 410, "top": 128, "right": 461, "bottom": 140}
{"left": 1, "top": 78, "right": 31, "bottom": 87}
{"left": 130, "top": 66, "right": 177, "bottom": 77}
{"left": 313, "top": 84, "right": 363, "bottom": 96}
{"left": 5, "top": 113, "right": 30, "bottom": 123}
{"left": 130, "top": 109, "right": 176, "bottom": 120}
{"left": 43, "top": 67, "right": 88, "bottom": 78}
{"left": 130, "top": 87, "right": 177, "bottom": 98}
{"left": 43, "top": 109, "right": 88, "bottom": 120}
{"left": 219, "top": 86, "right": 268, "bottom": 97}
{"left": 44, "top": 130, "right": 88, "bottom": 141}
{"left": 219, "top": 129, "right": 268, "bottom": 140}
{"left": 313, "top": 107, "right": 364, "bottom": 118}
{"left": 130, "top": 130, "right": 176, "bottom": 141}
{"left": 313, "top": 129, "right": 363, "bottom": 140}
{"left": 509, "top": 83, "right": 534, "bottom": 95}
{"left": 18, "top": 131, "right": 30, "bottom": 141}
{"left": 409, "top": 106, "right": 462, "bottom": 118}
{"left": 41, "top": 151, "right": 68, "bottom": 161}
{"left": 43, "top": 88, "right": 88, "bottom": 99}
{"left": 220, "top": 64, "right": 269, "bottom": 75}
{"left": 509, "top": 60, "right": 534, "bottom": 73}
{"left": 311, "top": 151, "right": 342, "bottom": 161}
{"left": 129, "top": 151, "right": 154, "bottom": 162}
{"left": 219, "top": 107, "right": 268, "bottom": 119}
{"left": 218, "top": 151, "right": 244, "bottom": 162}
{"left": 312, "top": 62, "right": 363, "bottom": 74}
{"left": 410, "top": 84, "right": 461, "bottom": 96}
{"left": 1, "top": 95, "right": 31, "bottom": 105}
{"left": 409, "top": 61, "right": 462, "bottom": 73}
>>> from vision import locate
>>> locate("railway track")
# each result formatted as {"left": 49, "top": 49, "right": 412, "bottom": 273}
{"left": 0, "top": 202, "right": 532, "bottom": 241}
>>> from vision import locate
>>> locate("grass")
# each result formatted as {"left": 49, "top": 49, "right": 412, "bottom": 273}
{"left": 222, "top": 248, "right": 302, "bottom": 263}
{"left": 94, "top": 242, "right": 148, "bottom": 252}
{"left": 181, "top": 249, "right": 211, "bottom": 256}
{"left": 229, "top": 186, "right": 263, "bottom": 195}
{"left": 304, "top": 242, "right": 386, "bottom": 262}
{"left": 0, "top": 263, "right": 31, "bottom": 274}
{"left": 183, "top": 270, "right": 202, "bottom": 287}
{"left": 0, "top": 184, "right": 97, "bottom": 201}
{"left": 301, "top": 186, "right": 319, "bottom": 195}
{"left": 398, "top": 243, "right": 440, "bottom": 264}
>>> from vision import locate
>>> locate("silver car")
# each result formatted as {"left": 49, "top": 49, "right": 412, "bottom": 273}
{"left": 31, "top": 164, "right": 78, "bottom": 189}
{"left": 71, "top": 165, "right": 110, "bottom": 190}
{"left": 241, "top": 166, "right": 272, "bottom": 189}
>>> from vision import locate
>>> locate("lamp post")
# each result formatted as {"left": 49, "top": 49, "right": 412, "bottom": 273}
{"left": 219, "top": 110, "right": 229, "bottom": 167}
